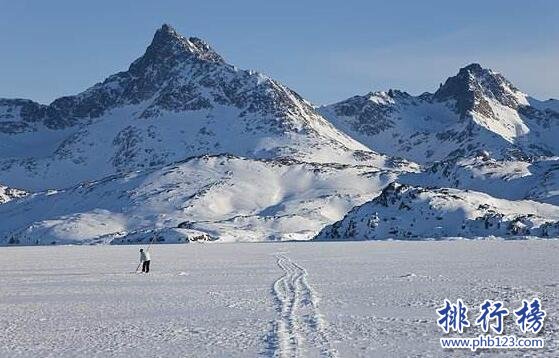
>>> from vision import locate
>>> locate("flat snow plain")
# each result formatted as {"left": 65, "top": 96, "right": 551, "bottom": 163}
{"left": 1, "top": 241, "right": 557, "bottom": 357}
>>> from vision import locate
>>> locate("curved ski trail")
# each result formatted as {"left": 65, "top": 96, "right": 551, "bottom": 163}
{"left": 270, "top": 254, "right": 338, "bottom": 358}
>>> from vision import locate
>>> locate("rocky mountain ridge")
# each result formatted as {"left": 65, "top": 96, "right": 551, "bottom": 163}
{"left": 0, "top": 25, "right": 557, "bottom": 244}
{"left": 0, "top": 24, "right": 383, "bottom": 191}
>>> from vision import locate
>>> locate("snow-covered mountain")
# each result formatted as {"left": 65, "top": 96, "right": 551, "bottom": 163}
{"left": 0, "top": 155, "right": 405, "bottom": 245}
{"left": 315, "top": 182, "right": 559, "bottom": 241}
{"left": 317, "top": 65, "right": 559, "bottom": 241}
{"left": 0, "top": 24, "right": 383, "bottom": 192}
{"left": 320, "top": 64, "right": 559, "bottom": 204}
{"left": 1, "top": 26, "right": 557, "bottom": 245}
{"left": 320, "top": 64, "right": 559, "bottom": 164}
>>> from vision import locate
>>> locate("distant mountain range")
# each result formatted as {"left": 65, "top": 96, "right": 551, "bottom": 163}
{"left": 320, "top": 63, "right": 559, "bottom": 164}
{"left": 1, "top": 24, "right": 558, "bottom": 245}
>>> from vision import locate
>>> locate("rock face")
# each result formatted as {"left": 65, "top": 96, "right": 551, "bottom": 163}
{"left": 315, "top": 183, "right": 559, "bottom": 241}
{"left": 433, "top": 63, "right": 527, "bottom": 118}
{"left": 0, "top": 24, "right": 380, "bottom": 191}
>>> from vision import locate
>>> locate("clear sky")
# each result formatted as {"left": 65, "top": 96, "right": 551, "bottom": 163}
{"left": 0, "top": 0, "right": 557, "bottom": 105}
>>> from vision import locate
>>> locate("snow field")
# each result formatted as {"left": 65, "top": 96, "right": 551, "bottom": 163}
{"left": 1, "top": 240, "right": 557, "bottom": 357}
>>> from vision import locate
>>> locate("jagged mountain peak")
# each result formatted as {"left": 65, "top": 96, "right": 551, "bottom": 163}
{"left": 434, "top": 63, "right": 528, "bottom": 117}
{"left": 0, "top": 24, "right": 388, "bottom": 191}
{"left": 453, "top": 63, "right": 520, "bottom": 95}
{"left": 157, "top": 23, "right": 179, "bottom": 37}
{"left": 0, "top": 25, "right": 233, "bottom": 131}
{"left": 458, "top": 63, "right": 494, "bottom": 77}
{"left": 129, "top": 24, "right": 225, "bottom": 74}
{"left": 318, "top": 62, "right": 559, "bottom": 165}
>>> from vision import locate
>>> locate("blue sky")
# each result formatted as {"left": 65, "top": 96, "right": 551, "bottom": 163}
{"left": 0, "top": 0, "right": 557, "bottom": 105}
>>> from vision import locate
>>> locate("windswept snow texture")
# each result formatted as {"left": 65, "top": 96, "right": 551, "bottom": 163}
{"left": 315, "top": 183, "right": 559, "bottom": 241}
{"left": 0, "top": 241, "right": 557, "bottom": 357}
{"left": 0, "top": 155, "right": 403, "bottom": 245}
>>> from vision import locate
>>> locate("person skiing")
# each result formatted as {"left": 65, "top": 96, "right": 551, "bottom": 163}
{"left": 139, "top": 248, "right": 151, "bottom": 273}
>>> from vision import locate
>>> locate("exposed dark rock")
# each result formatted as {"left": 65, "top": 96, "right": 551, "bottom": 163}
{"left": 434, "top": 63, "right": 523, "bottom": 117}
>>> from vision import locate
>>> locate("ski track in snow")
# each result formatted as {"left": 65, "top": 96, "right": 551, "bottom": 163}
{"left": 1, "top": 242, "right": 558, "bottom": 357}
{"left": 269, "top": 253, "right": 338, "bottom": 358}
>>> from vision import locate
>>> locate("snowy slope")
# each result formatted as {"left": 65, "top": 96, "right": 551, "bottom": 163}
{"left": 0, "top": 155, "right": 409, "bottom": 245}
{"left": 315, "top": 182, "right": 559, "bottom": 241}
{"left": 0, "top": 25, "right": 379, "bottom": 191}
